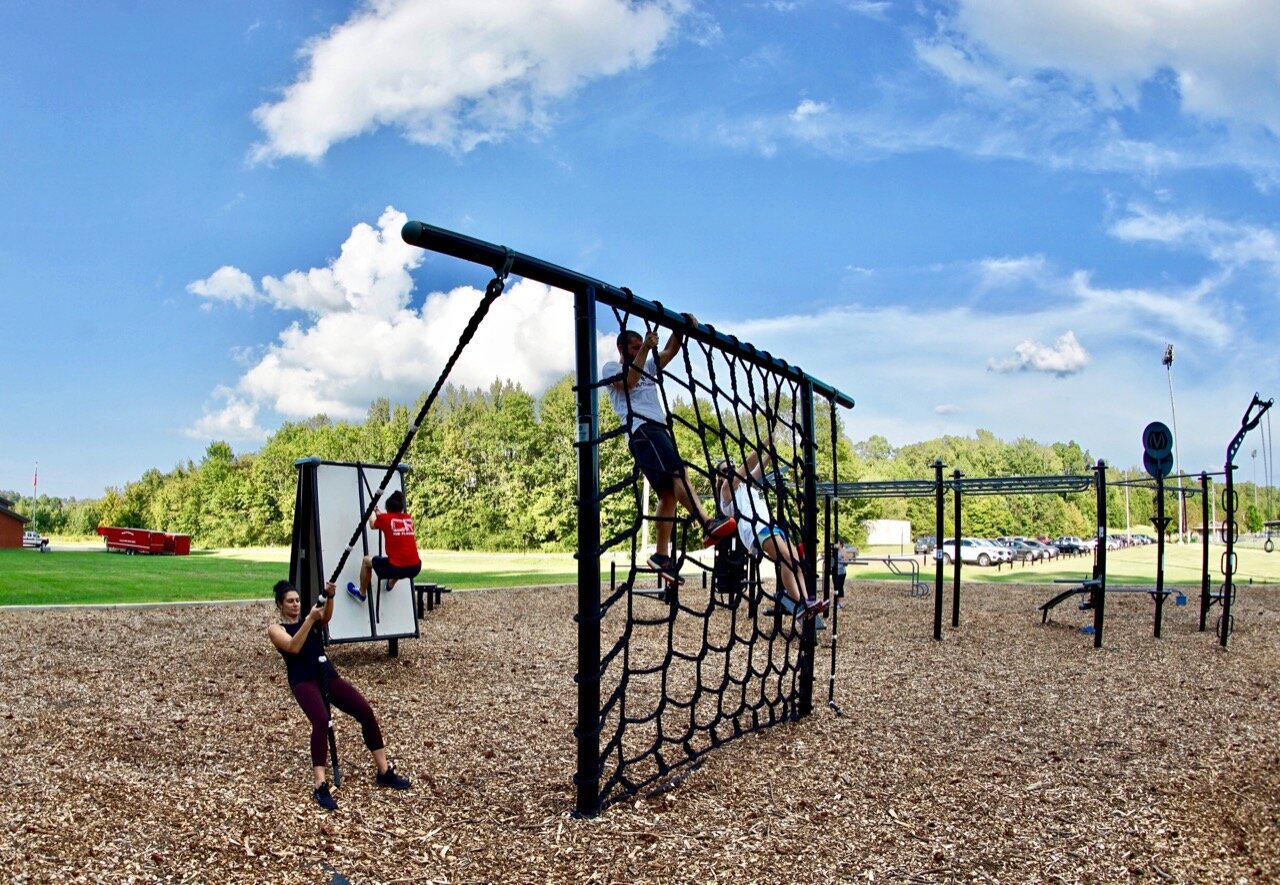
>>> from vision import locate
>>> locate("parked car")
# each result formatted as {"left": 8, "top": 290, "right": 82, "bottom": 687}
{"left": 1053, "top": 536, "right": 1087, "bottom": 554}
{"left": 914, "top": 535, "right": 936, "bottom": 555}
{"left": 938, "top": 537, "right": 999, "bottom": 566}
{"left": 1023, "top": 538, "right": 1057, "bottom": 560}
{"left": 22, "top": 530, "right": 48, "bottom": 550}
{"left": 1003, "top": 538, "right": 1042, "bottom": 562}
{"left": 973, "top": 538, "right": 1012, "bottom": 563}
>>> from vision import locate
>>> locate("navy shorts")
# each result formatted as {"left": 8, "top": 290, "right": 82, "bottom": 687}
{"left": 371, "top": 557, "right": 422, "bottom": 582}
{"left": 628, "top": 421, "right": 683, "bottom": 494}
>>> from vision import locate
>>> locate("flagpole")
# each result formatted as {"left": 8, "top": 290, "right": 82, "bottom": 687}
{"left": 32, "top": 462, "right": 38, "bottom": 533}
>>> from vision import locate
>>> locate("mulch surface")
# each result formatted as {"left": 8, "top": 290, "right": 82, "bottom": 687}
{"left": 2, "top": 580, "right": 1278, "bottom": 884}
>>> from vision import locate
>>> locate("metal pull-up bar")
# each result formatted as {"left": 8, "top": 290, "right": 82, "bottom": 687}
{"left": 401, "top": 220, "right": 855, "bottom": 410}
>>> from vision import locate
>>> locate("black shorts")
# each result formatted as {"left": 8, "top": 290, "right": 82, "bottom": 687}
{"left": 628, "top": 421, "right": 683, "bottom": 494}
{"left": 371, "top": 557, "right": 422, "bottom": 582}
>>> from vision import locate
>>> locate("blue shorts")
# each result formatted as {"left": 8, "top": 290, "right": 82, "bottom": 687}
{"left": 756, "top": 525, "right": 786, "bottom": 544}
{"left": 628, "top": 421, "right": 683, "bottom": 494}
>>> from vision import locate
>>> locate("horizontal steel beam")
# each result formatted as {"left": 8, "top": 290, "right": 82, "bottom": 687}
{"left": 402, "top": 220, "right": 854, "bottom": 409}
{"left": 820, "top": 473, "right": 1094, "bottom": 499}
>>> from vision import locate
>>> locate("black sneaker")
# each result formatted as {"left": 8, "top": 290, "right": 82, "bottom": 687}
{"left": 375, "top": 765, "right": 411, "bottom": 790}
{"left": 312, "top": 782, "right": 338, "bottom": 810}
{"left": 702, "top": 516, "right": 737, "bottom": 548}
{"left": 646, "top": 553, "right": 684, "bottom": 587}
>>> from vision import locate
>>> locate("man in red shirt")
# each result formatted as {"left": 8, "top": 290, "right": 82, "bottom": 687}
{"left": 349, "top": 490, "right": 422, "bottom": 602}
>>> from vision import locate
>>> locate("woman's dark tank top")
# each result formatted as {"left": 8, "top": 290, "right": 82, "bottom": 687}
{"left": 278, "top": 620, "right": 338, "bottom": 688}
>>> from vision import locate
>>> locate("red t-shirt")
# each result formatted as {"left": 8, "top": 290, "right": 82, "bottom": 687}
{"left": 373, "top": 512, "right": 420, "bottom": 568}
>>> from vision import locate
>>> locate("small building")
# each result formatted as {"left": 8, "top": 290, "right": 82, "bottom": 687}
{"left": 863, "top": 518, "right": 912, "bottom": 549}
{"left": 0, "top": 496, "right": 30, "bottom": 549}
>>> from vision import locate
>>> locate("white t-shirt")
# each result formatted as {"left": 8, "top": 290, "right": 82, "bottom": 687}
{"left": 602, "top": 356, "right": 667, "bottom": 430}
{"left": 721, "top": 477, "right": 772, "bottom": 553}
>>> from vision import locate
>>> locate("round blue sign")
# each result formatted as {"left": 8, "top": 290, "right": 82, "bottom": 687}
{"left": 1142, "top": 421, "right": 1174, "bottom": 459}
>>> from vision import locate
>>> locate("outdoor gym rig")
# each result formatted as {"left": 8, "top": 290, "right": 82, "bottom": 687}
{"left": 819, "top": 392, "right": 1273, "bottom": 649}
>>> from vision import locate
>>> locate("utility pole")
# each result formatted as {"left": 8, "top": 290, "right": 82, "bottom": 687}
{"left": 1162, "top": 345, "right": 1185, "bottom": 542}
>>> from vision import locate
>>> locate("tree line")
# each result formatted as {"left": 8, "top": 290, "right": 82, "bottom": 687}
{"left": 8, "top": 376, "right": 1275, "bottom": 549}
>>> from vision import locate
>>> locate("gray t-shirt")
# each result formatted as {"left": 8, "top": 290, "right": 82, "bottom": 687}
{"left": 602, "top": 356, "right": 667, "bottom": 430}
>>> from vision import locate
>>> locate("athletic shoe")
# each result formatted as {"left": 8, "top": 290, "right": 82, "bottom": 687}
{"left": 646, "top": 553, "right": 683, "bottom": 587}
{"left": 801, "top": 599, "right": 830, "bottom": 621}
{"left": 312, "top": 782, "right": 338, "bottom": 810}
{"left": 375, "top": 766, "right": 411, "bottom": 790}
{"left": 702, "top": 516, "right": 737, "bottom": 548}
{"left": 346, "top": 581, "right": 366, "bottom": 603}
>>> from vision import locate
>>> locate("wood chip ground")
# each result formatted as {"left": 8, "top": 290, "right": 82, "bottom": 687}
{"left": 2, "top": 581, "right": 1277, "bottom": 883}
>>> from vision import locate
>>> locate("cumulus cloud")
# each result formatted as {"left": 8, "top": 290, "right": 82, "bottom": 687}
{"left": 251, "top": 0, "right": 690, "bottom": 162}
{"left": 187, "top": 266, "right": 258, "bottom": 309}
{"left": 987, "top": 330, "right": 1090, "bottom": 377}
{"left": 189, "top": 207, "right": 425, "bottom": 316}
{"left": 185, "top": 206, "right": 576, "bottom": 441}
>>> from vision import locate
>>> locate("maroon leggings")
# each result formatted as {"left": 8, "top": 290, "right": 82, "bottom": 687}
{"left": 291, "top": 676, "right": 384, "bottom": 767}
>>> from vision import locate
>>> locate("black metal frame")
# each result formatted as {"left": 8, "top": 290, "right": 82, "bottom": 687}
{"left": 819, "top": 470, "right": 1095, "bottom": 640}
{"left": 401, "top": 220, "right": 853, "bottom": 817}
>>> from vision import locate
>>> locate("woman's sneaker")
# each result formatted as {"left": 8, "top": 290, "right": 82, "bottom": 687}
{"left": 375, "top": 766, "right": 411, "bottom": 790}
{"left": 312, "top": 782, "right": 338, "bottom": 810}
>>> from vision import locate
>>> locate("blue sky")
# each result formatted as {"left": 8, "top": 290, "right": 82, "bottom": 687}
{"left": 3, "top": 0, "right": 1279, "bottom": 500}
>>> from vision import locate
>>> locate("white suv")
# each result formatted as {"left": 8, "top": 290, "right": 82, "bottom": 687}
{"left": 938, "top": 537, "right": 999, "bottom": 566}
{"left": 23, "top": 530, "right": 48, "bottom": 550}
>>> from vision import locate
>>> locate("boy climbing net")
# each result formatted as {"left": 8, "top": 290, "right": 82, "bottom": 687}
{"left": 603, "top": 319, "right": 736, "bottom": 587}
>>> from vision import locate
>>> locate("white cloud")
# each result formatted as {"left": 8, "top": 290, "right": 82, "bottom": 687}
{"left": 184, "top": 387, "right": 268, "bottom": 443}
{"left": 187, "top": 266, "right": 259, "bottom": 309}
{"left": 186, "top": 206, "right": 576, "bottom": 440}
{"left": 188, "top": 207, "right": 424, "bottom": 316}
{"left": 251, "top": 0, "right": 690, "bottom": 162}
{"left": 976, "top": 255, "right": 1047, "bottom": 291}
{"left": 790, "top": 99, "right": 829, "bottom": 122}
{"left": 987, "top": 330, "right": 1090, "bottom": 377}
{"left": 934, "top": 403, "right": 960, "bottom": 415}
{"left": 845, "top": 1, "right": 891, "bottom": 21}
{"left": 1110, "top": 205, "right": 1280, "bottom": 274}
{"left": 708, "top": 3, "right": 1280, "bottom": 182}
{"left": 949, "top": 0, "right": 1280, "bottom": 135}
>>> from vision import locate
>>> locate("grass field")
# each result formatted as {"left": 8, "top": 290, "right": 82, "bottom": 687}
{"left": 4, "top": 538, "right": 1276, "bottom": 606}
{"left": 0, "top": 547, "right": 609, "bottom": 606}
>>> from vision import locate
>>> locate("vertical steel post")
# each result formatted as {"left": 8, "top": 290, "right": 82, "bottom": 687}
{"left": 1153, "top": 471, "right": 1167, "bottom": 639}
{"left": 1222, "top": 456, "right": 1236, "bottom": 648}
{"left": 573, "top": 286, "right": 602, "bottom": 816}
{"left": 933, "top": 460, "right": 945, "bottom": 641}
{"left": 951, "top": 468, "right": 963, "bottom": 629}
{"left": 1199, "top": 472, "right": 1211, "bottom": 632}
{"left": 1093, "top": 460, "right": 1107, "bottom": 648}
{"left": 799, "top": 380, "right": 819, "bottom": 718}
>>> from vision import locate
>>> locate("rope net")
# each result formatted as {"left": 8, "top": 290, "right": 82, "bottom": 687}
{"left": 589, "top": 307, "right": 840, "bottom": 809}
